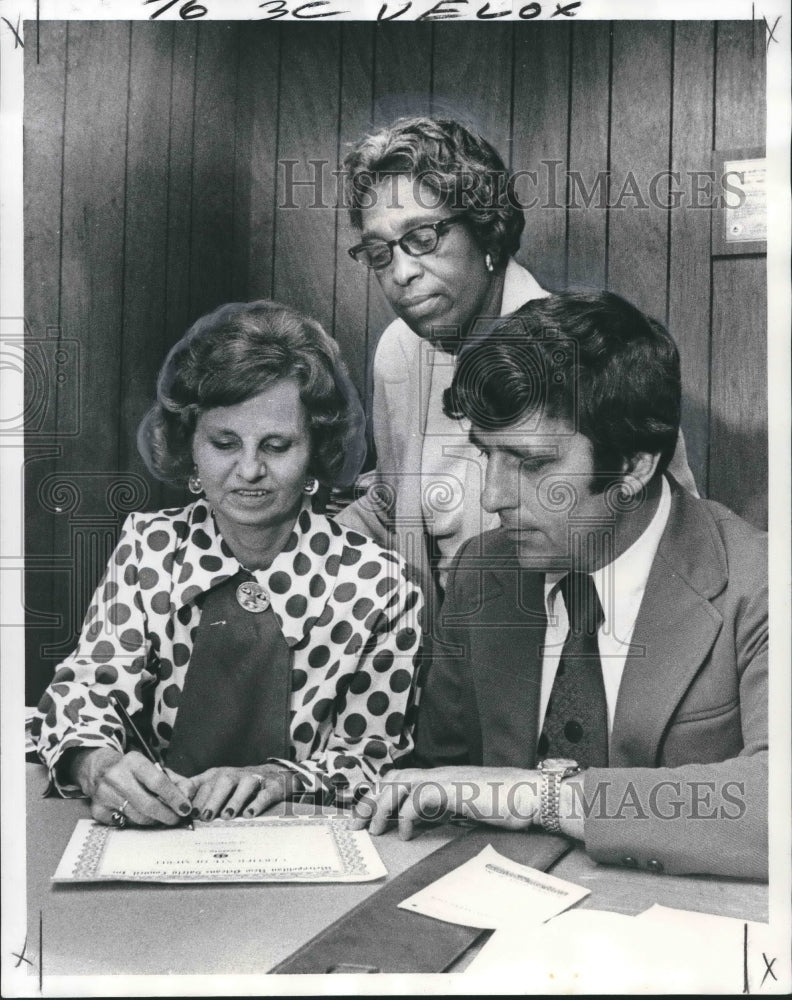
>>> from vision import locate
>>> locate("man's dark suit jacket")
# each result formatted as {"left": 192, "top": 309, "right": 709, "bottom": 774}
{"left": 413, "top": 482, "right": 767, "bottom": 879}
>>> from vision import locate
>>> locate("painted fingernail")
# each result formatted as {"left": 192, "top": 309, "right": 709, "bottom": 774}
{"left": 244, "top": 808, "right": 255, "bottom": 817}
{"left": 191, "top": 807, "right": 201, "bottom": 818}
{"left": 202, "top": 810, "right": 212, "bottom": 821}
{"left": 179, "top": 803, "right": 191, "bottom": 815}
{"left": 222, "top": 808, "right": 234, "bottom": 818}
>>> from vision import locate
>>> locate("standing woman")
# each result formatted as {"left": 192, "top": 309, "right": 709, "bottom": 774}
{"left": 336, "top": 117, "right": 696, "bottom": 604}
{"left": 33, "top": 301, "right": 422, "bottom": 827}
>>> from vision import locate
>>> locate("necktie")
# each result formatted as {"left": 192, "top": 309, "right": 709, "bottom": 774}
{"left": 164, "top": 570, "right": 292, "bottom": 778}
{"left": 537, "top": 572, "right": 608, "bottom": 767}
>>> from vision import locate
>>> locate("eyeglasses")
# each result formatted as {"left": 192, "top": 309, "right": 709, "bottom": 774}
{"left": 348, "top": 218, "right": 465, "bottom": 270}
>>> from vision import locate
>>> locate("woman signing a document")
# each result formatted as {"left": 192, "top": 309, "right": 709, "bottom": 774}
{"left": 33, "top": 301, "right": 423, "bottom": 828}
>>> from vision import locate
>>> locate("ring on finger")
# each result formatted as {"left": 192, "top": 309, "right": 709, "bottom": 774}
{"left": 251, "top": 773, "right": 267, "bottom": 792}
{"left": 110, "top": 809, "right": 128, "bottom": 829}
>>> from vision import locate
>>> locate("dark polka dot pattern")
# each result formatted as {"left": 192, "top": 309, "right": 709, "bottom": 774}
{"left": 285, "top": 594, "right": 308, "bottom": 618}
{"left": 367, "top": 691, "right": 389, "bottom": 715}
{"left": 308, "top": 645, "right": 331, "bottom": 669}
{"left": 34, "top": 500, "right": 422, "bottom": 805}
{"left": 344, "top": 713, "right": 367, "bottom": 739}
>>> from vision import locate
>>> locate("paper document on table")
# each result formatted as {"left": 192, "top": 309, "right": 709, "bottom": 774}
{"left": 466, "top": 906, "right": 778, "bottom": 994}
{"left": 638, "top": 902, "right": 769, "bottom": 936}
{"left": 53, "top": 816, "right": 387, "bottom": 883}
{"left": 397, "top": 844, "right": 589, "bottom": 929}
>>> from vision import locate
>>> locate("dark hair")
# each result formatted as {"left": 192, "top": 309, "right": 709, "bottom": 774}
{"left": 444, "top": 290, "right": 681, "bottom": 483}
{"left": 343, "top": 117, "right": 524, "bottom": 267}
{"left": 137, "top": 301, "right": 366, "bottom": 487}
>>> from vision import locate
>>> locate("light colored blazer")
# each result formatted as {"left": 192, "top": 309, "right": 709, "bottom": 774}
{"left": 414, "top": 482, "right": 767, "bottom": 880}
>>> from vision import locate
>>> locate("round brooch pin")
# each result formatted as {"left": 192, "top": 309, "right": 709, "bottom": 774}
{"left": 236, "top": 581, "right": 271, "bottom": 613}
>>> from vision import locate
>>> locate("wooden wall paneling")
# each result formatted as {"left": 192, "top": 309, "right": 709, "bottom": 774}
{"left": 273, "top": 25, "right": 342, "bottom": 336}
{"left": 566, "top": 21, "right": 611, "bottom": 290}
{"left": 119, "top": 23, "right": 176, "bottom": 509}
{"left": 370, "top": 23, "right": 435, "bottom": 128}
{"left": 188, "top": 23, "right": 239, "bottom": 323}
{"left": 23, "top": 22, "right": 68, "bottom": 703}
{"left": 607, "top": 21, "right": 672, "bottom": 320}
{"left": 667, "top": 22, "right": 715, "bottom": 497}
{"left": 511, "top": 22, "right": 572, "bottom": 292}
{"left": 709, "top": 21, "right": 767, "bottom": 526}
{"left": 365, "top": 23, "right": 435, "bottom": 366}
{"left": 234, "top": 24, "right": 281, "bottom": 303}
{"left": 431, "top": 21, "right": 514, "bottom": 155}
{"left": 713, "top": 20, "right": 766, "bottom": 152}
{"left": 332, "top": 23, "right": 375, "bottom": 406}
{"left": 157, "top": 24, "right": 198, "bottom": 513}
{"left": 46, "top": 21, "right": 131, "bottom": 677}
{"left": 23, "top": 21, "right": 67, "bottom": 344}
{"left": 709, "top": 258, "right": 767, "bottom": 526}
{"left": 163, "top": 25, "right": 197, "bottom": 350}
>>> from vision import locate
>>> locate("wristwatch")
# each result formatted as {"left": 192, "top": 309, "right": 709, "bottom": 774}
{"left": 537, "top": 758, "right": 582, "bottom": 833}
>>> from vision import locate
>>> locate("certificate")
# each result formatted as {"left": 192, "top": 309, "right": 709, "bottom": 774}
{"left": 53, "top": 816, "right": 387, "bottom": 884}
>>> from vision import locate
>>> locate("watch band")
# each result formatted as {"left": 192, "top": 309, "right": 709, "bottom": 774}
{"left": 538, "top": 759, "right": 581, "bottom": 833}
{"left": 539, "top": 770, "right": 564, "bottom": 834}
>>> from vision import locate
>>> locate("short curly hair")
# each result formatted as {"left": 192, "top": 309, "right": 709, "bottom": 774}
{"left": 445, "top": 290, "right": 682, "bottom": 487}
{"left": 137, "top": 301, "right": 366, "bottom": 488}
{"left": 343, "top": 117, "right": 525, "bottom": 268}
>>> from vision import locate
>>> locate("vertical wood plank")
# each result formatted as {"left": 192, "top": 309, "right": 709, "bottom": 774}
{"left": 512, "top": 22, "right": 572, "bottom": 291}
{"left": 23, "top": 21, "right": 68, "bottom": 701}
{"left": 371, "top": 23, "right": 434, "bottom": 128}
{"left": 58, "top": 20, "right": 130, "bottom": 472}
{"left": 365, "top": 23, "right": 436, "bottom": 359}
{"left": 163, "top": 24, "right": 198, "bottom": 349}
{"left": 566, "top": 21, "right": 610, "bottom": 290}
{"left": 23, "top": 21, "right": 67, "bottom": 341}
{"left": 45, "top": 21, "right": 131, "bottom": 682}
{"left": 158, "top": 24, "right": 199, "bottom": 513}
{"left": 119, "top": 23, "right": 176, "bottom": 501}
{"left": 713, "top": 20, "right": 766, "bottom": 151}
{"left": 710, "top": 258, "right": 767, "bottom": 527}
{"left": 333, "top": 23, "right": 375, "bottom": 404}
{"left": 668, "top": 22, "right": 715, "bottom": 497}
{"left": 709, "top": 21, "right": 766, "bottom": 526}
{"left": 273, "top": 24, "right": 341, "bottom": 336}
{"left": 608, "top": 22, "right": 672, "bottom": 320}
{"left": 234, "top": 23, "right": 281, "bottom": 303}
{"left": 431, "top": 22, "right": 513, "bottom": 154}
{"left": 189, "top": 23, "right": 239, "bottom": 322}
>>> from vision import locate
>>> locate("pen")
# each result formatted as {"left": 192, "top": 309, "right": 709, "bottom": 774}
{"left": 110, "top": 695, "right": 195, "bottom": 830}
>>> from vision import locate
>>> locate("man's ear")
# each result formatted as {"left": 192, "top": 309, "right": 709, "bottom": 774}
{"left": 621, "top": 451, "right": 661, "bottom": 494}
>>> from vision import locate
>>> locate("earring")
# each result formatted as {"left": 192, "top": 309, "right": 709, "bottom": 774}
{"left": 484, "top": 252, "right": 494, "bottom": 273}
{"left": 188, "top": 473, "right": 202, "bottom": 495}
{"left": 303, "top": 477, "right": 319, "bottom": 496}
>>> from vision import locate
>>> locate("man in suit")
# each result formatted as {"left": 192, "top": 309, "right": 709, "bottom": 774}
{"left": 355, "top": 290, "right": 767, "bottom": 880}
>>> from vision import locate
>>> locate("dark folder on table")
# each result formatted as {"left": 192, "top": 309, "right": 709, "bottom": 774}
{"left": 273, "top": 827, "right": 571, "bottom": 975}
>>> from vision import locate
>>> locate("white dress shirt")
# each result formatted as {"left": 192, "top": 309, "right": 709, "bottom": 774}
{"left": 539, "top": 476, "right": 672, "bottom": 736}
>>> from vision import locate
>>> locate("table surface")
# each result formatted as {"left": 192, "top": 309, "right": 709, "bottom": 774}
{"left": 24, "top": 765, "right": 767, "bottom": 978}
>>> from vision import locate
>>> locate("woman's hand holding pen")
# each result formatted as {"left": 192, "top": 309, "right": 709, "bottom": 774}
{"left": 70, "top": 747, "right": 194, "bottom": 827}
{"left": 176, "top": 764, "right": 299, "bottom": 822}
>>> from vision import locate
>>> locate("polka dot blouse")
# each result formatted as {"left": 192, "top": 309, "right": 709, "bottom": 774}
{"left": 34, "top": 499, "right": 423, "bottom": 803}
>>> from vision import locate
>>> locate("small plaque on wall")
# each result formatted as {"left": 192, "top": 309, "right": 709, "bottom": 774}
{"left": 713, "top": 148, "right": 767, "bottom": 256}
